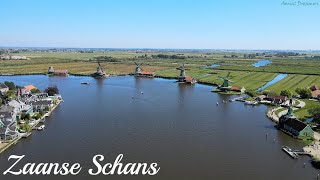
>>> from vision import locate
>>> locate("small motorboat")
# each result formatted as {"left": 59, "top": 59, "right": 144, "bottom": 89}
{"left": 245, "top": 101, "right": 258, "bottom": 105}
{"left": 81, "top": 82, "right": 90, "bottom": 85}
{"left": 141, "top": 91, "right": 144, "bottom": 94}
{"left": 216, "top": 102, "right": 219, "bottom": 106}
{"left": 20, "top": 132, "right": 32, "bottom": 138}
{"left": 37, "top": 125, "right": 45, "bottom": 131}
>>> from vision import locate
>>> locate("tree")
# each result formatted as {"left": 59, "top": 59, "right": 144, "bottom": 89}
{"left": 45, "top": 86, "right": 59, "bottom": 96}
{"left": 0, "top": 97, "right": 2, "bottom": 106}
{"left": 19, "top": 124, "right": 32, "bottom": 132}
{"left": 31, "top": 88, "right": 41, "bottom": 94}
{"left": 295, "top": 88, "right": 312, "bottom": 99}
{"left": 4, "top": 81, "right": 16, "bottom": 90}
{"left": 39, "top": 109, "right": 45, "bottom": 116}
{"left": 309, "top": 105, "right": 320, "bottom": 122}
{"left": 280, "top": 90, "right": 292, "bottom": 98}
{"left": 246, "top": 90, "right": 258, "bottom": 97}
{"left": 20, "top": 112, "right": 31, "bottom": 120}
{"left": 5, "top": 90, "right": 16, "bottom": 100}
{"left": 33, "top": 113, "right": 42, "bottom": 120}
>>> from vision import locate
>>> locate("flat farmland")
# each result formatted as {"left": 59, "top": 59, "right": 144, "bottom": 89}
{"left": 266, "top": 74, "right": 320, "bottom": 94}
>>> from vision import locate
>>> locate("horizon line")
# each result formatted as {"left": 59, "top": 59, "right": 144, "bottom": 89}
{"left": 0, "top": 46, "right": 319, "bottom": 52}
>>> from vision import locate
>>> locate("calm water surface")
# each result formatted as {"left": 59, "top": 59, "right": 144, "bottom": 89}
{"left": 0, "top": 75, "right": 318, "bottom": 180}
{"left": 252, "top": 60, "right": 272, "bottom": 67}
{"left": 257, "top": 74, "right": 288, "bottom": 91}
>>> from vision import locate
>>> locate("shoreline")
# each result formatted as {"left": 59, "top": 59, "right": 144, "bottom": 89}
{"left": 266, "top": 105, "right": 320, "bottom": 164}
{"left": 0, "top": 99, "right": 62, "bottom": 154}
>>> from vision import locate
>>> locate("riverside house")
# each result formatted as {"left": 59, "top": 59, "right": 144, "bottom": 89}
{"left": 0, "top": 113, "right": 19, "bottom": 142}
{"left": 0, "top": 101, "right": 27, "bottom": 142}
{"left": 265, "top": 95, "right": 288, "bottom": 105}
{"left": 0, "top": 83, "right": 9, "bottom": 94}
{"left": 310, "top": 86, "right": 320, "bottom": 100}
{"left": 279, "top": 107, "right": 314, "bottom": 139}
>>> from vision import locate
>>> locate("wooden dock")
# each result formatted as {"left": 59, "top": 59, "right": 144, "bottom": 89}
{"left": 282, "top": 146, "right": 299, "bottom": 159}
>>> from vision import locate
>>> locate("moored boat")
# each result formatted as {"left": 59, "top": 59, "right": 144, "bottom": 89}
{"left": 37, "top": 125, "right": 45, "bottom": 131}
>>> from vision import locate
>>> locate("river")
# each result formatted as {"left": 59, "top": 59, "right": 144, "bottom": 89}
{"left": 0, "top": 75, "right": 318, "bottom": 180}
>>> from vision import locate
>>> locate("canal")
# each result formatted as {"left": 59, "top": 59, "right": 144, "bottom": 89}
{"left": 0, "top": 75, "right": 318, "bottom": 180}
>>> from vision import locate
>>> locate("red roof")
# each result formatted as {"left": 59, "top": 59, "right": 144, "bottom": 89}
{"left": 54, "top": 69, "right": 68, "bottom": 73}
{"left": 140, "top": 72, "right": 154, "bottom": 76}
{"left": 185, "top": 76, "right": 193, "bottom": 83}
{"left": 312, "top": 90, "right": 320, "bottom": 98}
{"left": 24, "top": 84, "right": 37, "bottom": 91}
{"left": 231, "top": 86, "right": 241, "bottom": 91}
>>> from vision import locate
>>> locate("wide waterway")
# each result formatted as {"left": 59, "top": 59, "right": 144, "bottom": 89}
{"left": 0, "top": 75, "right": 318, "bottom": 180}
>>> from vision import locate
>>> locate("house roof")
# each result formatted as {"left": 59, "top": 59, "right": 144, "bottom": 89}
{"left": 0, "top": 83, "right": 8, "bottom": 89}
{"left": 54, "top": 69, "right": 68, "bottom": 73}
{"left": 0, "top": 111, "right": 12, "bottom": 119}
{"left": 231, "top": 86, "right": 241, "bottom": 91}
{"left": 283, "top": 118, "right": 308, "bottom": 132}
{"left": 24, "top": 85, "right": 37, "bottom": 91}
{"left": 185, "top": 76, "right": 193, "bottom": 83}
{"left": 140, "top": 72, "right": 154, "bottom": 76}
{"left": 257, "top": 95, "right": 266, "bottom": 99}
{"left": 267, "top": 95, "right": 287, "bottom": 100}
{"left": 30, "top": 100, "right": 52, "bottom": 106}
{"left": 312, "top": 90, "right": 320, "bottom": 98}
{"left": 8, "top": 100, "right": 24, "bottom": 108}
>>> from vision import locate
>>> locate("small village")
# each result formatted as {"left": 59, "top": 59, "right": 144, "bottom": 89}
{"left": 0, "top": 81, "right": 62, "bottom": 153}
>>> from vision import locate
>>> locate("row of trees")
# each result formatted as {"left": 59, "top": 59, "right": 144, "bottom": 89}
{"left": 279, "top": 88, "right": 312, "bottom": 99}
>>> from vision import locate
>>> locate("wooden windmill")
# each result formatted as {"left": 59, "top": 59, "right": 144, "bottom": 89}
{"left": 92, "top": 60, "right": 108, "bottom": 78}
{"left": 218, "top": 72, "right": 233, "bottom": 91}
{"left": 134, "top": 62, "right": 143, "bottom": 76}
{"left": 176, "top": 64, "right": 190, "bottom": 82}
{"left": 48, "top": 66, "right": 54, "bottom": 74}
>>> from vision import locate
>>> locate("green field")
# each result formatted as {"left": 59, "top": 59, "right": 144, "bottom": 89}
{"left": 266, "top": 75, "right": 320, "bottom": 94}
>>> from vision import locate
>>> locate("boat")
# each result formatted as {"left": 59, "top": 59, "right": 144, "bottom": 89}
{"left": 282, "top": 146, "right": 299, "bottom": 159}
{"left": 81, "top": 82, "right": 90, "bottom": 85}
{"left": 244, "top": 101, "right": 258, "bottom": 105}
{"left": 20, "top": 132, "right": 31, "bottom": 138}
{"left": 37, "top": 125, "right": 45, "bottom": 131}
{"left": 40, "top": 118, "right": 46, "bottom": 123}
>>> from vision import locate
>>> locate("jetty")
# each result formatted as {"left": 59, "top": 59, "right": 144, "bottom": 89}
{"left": 229, "top": 96, "right": 245, "bottom": 102}
{"left": 282, "top": 146, "right": 299, "bottom": 159}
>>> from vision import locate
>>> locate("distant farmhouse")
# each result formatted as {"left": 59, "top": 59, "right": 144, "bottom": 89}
{"left": 310, "top": 85, "right": 320, "bottom": 100}
{"left": 0, "top": 55, "right": 28, "bottom": 60}
{"left": 48, "top": 66, "right": 69, "bottom": 76}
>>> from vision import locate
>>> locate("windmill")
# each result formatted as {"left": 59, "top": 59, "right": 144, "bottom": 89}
{"left": 92, "top": 60, "right": 107, "bottom": 78}
{"left": 218, "top": 72, "right": 233, "bottom": 91}
{"left": 176, "top": 64, "right": 190, "bottom": 82}
{"left": 48, "top": 66, "right": 54, "bottom": 74}
{"left": 134, "top": 62, "right": 143, "bottom": 76}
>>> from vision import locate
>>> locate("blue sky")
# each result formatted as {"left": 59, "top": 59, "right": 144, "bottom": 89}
{"left": 1, "top": 0, "right": 319, "bottom": 50}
